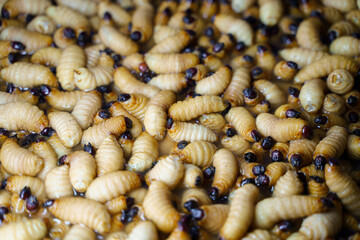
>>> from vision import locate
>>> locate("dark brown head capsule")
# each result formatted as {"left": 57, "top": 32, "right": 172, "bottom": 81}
{"left": 138, "top": 62, "right": 149, "bottom": 73}
{"left": 41, "top": 127, "right": 55, "bottom": 137}
{"left": 302, "top": 126, "right": 312, "bottom": 139}
{"left": 121, "top": 131, "right": 133, "bottom": 140}
{"left": 251, "top": 130, "right": 262, "bottom": 142}
{"left": 348, "top": 111, "right": 359, "bottom": 123}
{"left": 184, "top": 200, "right": 199, "bottom": 211}
{"left": 255, "top": 175, "right": 270, "bottom": 186}
{"left": 0, "top": 179, "right": 7, "bottom": 189}
{"left": 195, "top": 176, "right": 202, "bottom": 186}
{"left": 20, "top": 186, "right": 31, "bottom": 200}
{"left": 252, "top": 165, "right": 265, "bottom": 176}
{"left": 235, "top": 41, "right": 246, "bottom": 51}
{"left": 58, "top": 155, "right": 68, "bottom": 165}
{"left": 251, "top": 67, "right": 263, "bottom": 79}
{"left": 76, "top": 32, "right": 89, "bottom": 47}
{"left": 314, "top": 155, "right": 326, "bottom": 170}
{"left": 177, "top": 140, "right": 188, "bottom": 149}
{"left": 185, "top": 67, "right": 197, "bottom": 79}
{"left": 6, "top": 83, "right": 15, "bottom": 93}
{"left": 261, "top": 136, "right": 274, "bottom": 150}
{"left": 43, "top": 199, "right": 55, "bottom": 208}
{"left": 244, "top": 152, "right": 257, "bottom": 162}
{"left": 118, "top": 93, "right": 131, "bottom": 102}
{"left": 130, "top": 31, "right": 142, "bottom": 42}
{"left": 285, "top": 109, "right": 301, "bottom": 118}
{"left": 186, "top": 78, "right": 196, "bottom": 87}
{"left": 98, "top": 109, "right": 111, "bottom": 119}
{"left": 103, "top": 11, "right": 112, "bottom": 21}
{"left": 0, "top": 128, "right": 9, "bottom": 137}
{"left": 203, "top": 166, "right": 215, "bottom": 179}
{"left": 240, "top": 178, "right": 255, "bottom": 186}
{"left": 125, "top": 117, "right": 132, "bottom": 129}
{"left": 190, "top": 207, "right": 205, "bottom": 220}
{"left": 288, "top": 87, "right": 300, "bottom": 98}
{"left": 314, "top": 116, "right": 328, "bottom": 125}
{"left": 26, "top": 195, "right": 39, "bottom": 211}
{"left": 225, "top": 127, "right": 237, "bottom": 137}
{"left": 320, "top": 197, "right": 334, "bottom": 208}
{"left": 63, "top": 27, "right": 76, "bottom": 39}
{"left": 270, "top": 150, "right": 284, "bottom": 162}
{"left": 208, "top": 187, "right": 219, "bottom": 201}
{"left": 166, "top": 118, "right": 174, "bottom": 129}
{"left": 347, "top": 96, "right": 358, "bottom": 107}
{"left": 39, "top": 85, "right": 51, "bottom": 96}
{"left": 213, "top": 42, "right": 225, "bottom": 53}
{"left": 290, "top": 154, "right": 302, "bottom": 167}
{"left": 11, "top": 41, "right": 26, "bottom": 51}
{"left": 83, "top": 143, "right": 95, "bottom": 155}
{"left": 286, "top": 61, "right": 298, "bottom": 69}
{"left": 1, "top": 8, "right": 9, "bottom": 19}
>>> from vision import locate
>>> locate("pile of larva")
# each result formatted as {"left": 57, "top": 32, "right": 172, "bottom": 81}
{"left": 0, "top": 0, "right": 360, "bottom": 239}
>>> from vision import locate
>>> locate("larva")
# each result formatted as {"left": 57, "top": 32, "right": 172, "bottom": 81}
{"left": 53, "top": 26, "right": 77, "bottom": 49}
{"left": 264, "top": 162, "right": 295, "bottom": 186}
{"left": 46, "top": 5, "right": 90, "bottom": 36}
{"left": 195, "top": 65, "right": 232, "bottom": 96}
{"left": 220, "top": 184, "right": 259, "bottom": 240}
{"left": 242, "top": 229, "right": 279, "bottom": 240}
{"left": 181, "top": 188, "right": 212, "bottom": 213}
{"left": 299, "top": 164, "right": 325, "bottom": 181}
{"left": 198, "top": 113, "right": 226, "bottom": 133}
{"left": 44, "top": 165, "right": 73, "bottom": 199}
{"left": 81, "top": 115, "right": 128, "bottom": 148}
{"left": 223, "top": 67, "right": 251, "bottom": 107}
{"left": 272, "top": 170, "right": 304, "bottom": 197}
{"left": 48, "top": 111, "right": 82, "bottom": 148}
{"left": 294, "top": 55, "right": 359, "bottom": 84}
{"left": 127, "top": 131, "right": 159, "bottom": 172}
{"left": 0, "top": 218, "right": 47, "bottom": 240}
{"left": 57, "top": 0, "right": 97, "bottom": 16}
{"left": 169, "top": 95, "right": 227, "bottom": 122}
{"left": 296, "top": 17, "right": 328, "bottom": 51}
{"left": 0, "top": 40, "right": 25, "bottom": 58}
{"left": 259, "top": 0, "right": 283, "bottom": 26}
{"left": 254, "top": 196, "right": 327, "bottom": 229}
{"left": 256, "top": 113, "right": 310, "bottom": 142}
{"left": 330, "top": 36, "right": 360, "bottom": 57}
{"left": 71, "top": 91, "right": 102, "bottom": 129}
{"left": 327, "top": 69, "right": 354, "bottom": 95}
{"left": 128, "top": 188, "right": 148, "bottom": 205}
{"left": 0, "top": 62, "right": 57, "bottom": 88}
{"left": 42, "top": 86, "right": 86, "bottom": 112}
{"left": 0, "top": 27, "right": 52, "bottom": 53}
{"left": 30, "top": 47, "right": 62, "bottom": 67}
{"left": 221, "top": 133, "right": 250, "bottom": 156}
{"left": 0, "top": 138, "right": 43, "bottom": 176}
{"left": 231, "top": 0, "right": 256, "bottom": 13}
{"left": 99, "top": 25, "right": 138, "bottom": 56}
{"left": 84, "top": 44, "right": 105, "bottom": 68}
{"left": 114, "top": 67, "right": 160, "bottom": 98}
{"left": 85, "top": 171, "right": 141, "bottom": 203}
{"left": 153, "top": 25, "right": 180, "bottom": 44}
{"left": 144, "top": 90, "right": 176, "bottom": 140}
{"left": 179, "top": 141, "right": 217, "bottom": 168}
{"left": 118, "top": 93, "right": 149, "bottom": 123}
{"left": 56, "top": 45, "right": 86, "bottom": 91}
{"left": 149, "top": 30, "right": 191, "bottom": 54}
{"left": 148, "top": 73, "right": 187, "bottom": 93}
{"left": 167, "top": 121, "right": 218, "bottom": 143}
{"left": 348, "top": 132, "right": 360, "bottom": 159}
{"left": 98, "top": 1, "right": 130, "bottom": 26}
{"left": 196, "top": 204, "right": 230, "bottom": 234}
{"left": 145, "top": 53, "right": 199, "bottom": 74}
{"left": 127, "top": 221, "right": 158, "bottom": 240}
{"left": 95, "top": 135, "right": 124, "bottom": 176}
{"left": 273, "top": 61, "right": 299, "bottom": 81}
{"left": 288, "top": 139, "right": 317, "bottom": 168}
{"left": 31, "top": 140, "right": 57, "bottom": 181}
{"left": 63, "top": 224, "right": 95, "bottom": 240}
{"left": 143, "top": 181, "right": 180, "bottom": 233}
{"left": 328, "top": 20, "right": 357, "bottom": 41}
{"left": 298, "top": 210, "right": 342, "bottom": 240}
{"left": 45, "top": 197, "right": 111, "bottom": 234}
{"left": 181, "top": 164, "right": 203, "bottom": 188}
{"left": 279, "top": 48, "right": 329, "bottom": 68}
{"left": 108, "top": 102, "right": 142, "bottom": 138}
{"left": 105, "top": 195, "right": 127, "bottom": 215}
{"left": 313, "top": 126, "right": 348, "bottom": 168}
{"left": 145, "top": 154, "right": 184, "bottom": 189}
{"left": 213, "top": 14, "right": 253, "bottom": 46}
{"left": 26, "top": 15, "right": 56, "bottom": 35}
{"left": 322, "top": 0, "right": 357, "bottom": 13}
{"left": 130, "top": 3, "right": 154, "bottom": 43}
{"left": 325, "top": 162, "right": 360, "bottom": 217}
{"left": 255, "top": 46, "right": 277, "bottom": 74}
{"left": 0, "top": 91, "right": 38, "bottom": 105}
{"left": 47, "top": 133, "right": 72, "bottom": 159}
{"left": 254, "top": 79, "right": 287, "bottom": 109}
{"left": 74, "top": 64, "right": 114, "bottom": 91}
{"left": 323, "top": 93, "right": 346, "bottom": 114}
{"left": 63, "top": 151, "right": 96, "bottom": 193}
{"left": 2, "top": 0, "right": 50, "bottom": 18}
{"left": 122, "top": 53, "right": 145, "bottom": 73}
{"left": 3, "top": 175, "right": 45, "bottom": 199}
{"left": 226, "top": 107, "right": 260, "bottom": 142}
{"left": 211, "top": 149, "right": 238, "bottom": 196}
{"left": 307, "top": 176, "right": 329, "bottom": 197}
